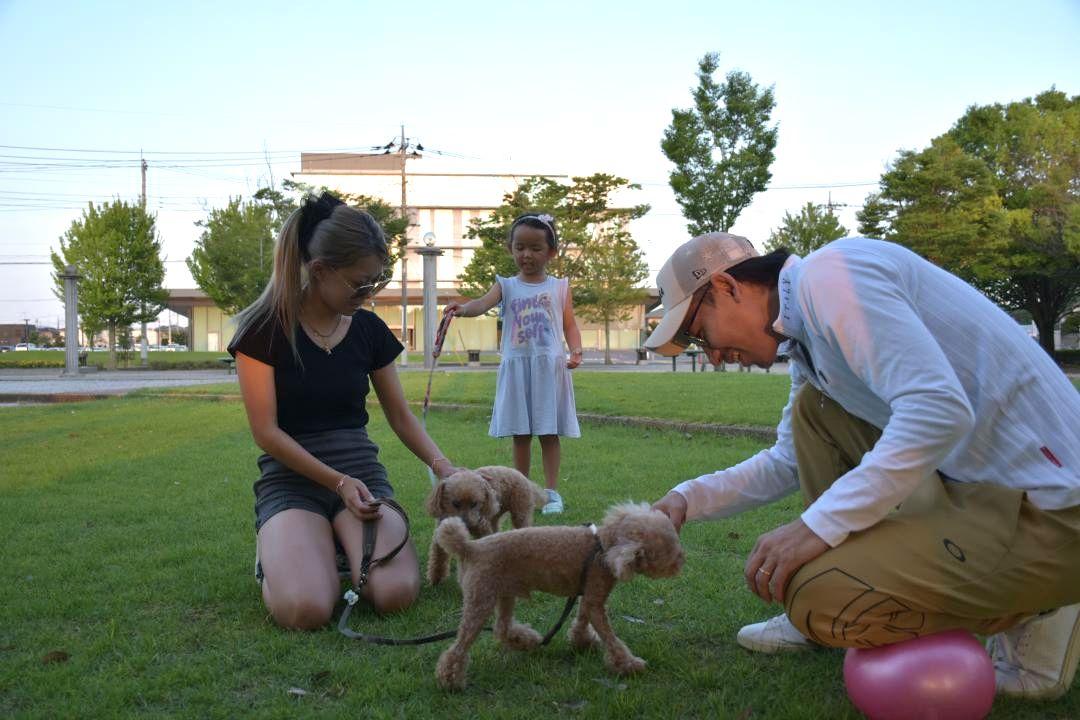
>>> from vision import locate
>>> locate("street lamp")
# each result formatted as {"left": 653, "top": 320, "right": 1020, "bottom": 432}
{"left": 417, "top": 232, "right": 444, "bottom": 369}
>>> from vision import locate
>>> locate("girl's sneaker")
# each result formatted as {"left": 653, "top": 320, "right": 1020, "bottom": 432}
{"left": 542, "top": 489, "right": 564, "bottom": 514}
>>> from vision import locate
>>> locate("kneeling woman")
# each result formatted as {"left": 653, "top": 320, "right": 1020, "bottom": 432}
{"left": 229, "top": 192, "right": 457, "bottom": 629}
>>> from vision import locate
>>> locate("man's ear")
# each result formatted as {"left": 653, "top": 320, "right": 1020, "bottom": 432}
{"left": 605, "top": 540, "right": 642, "bottom": 581}
{"left": 709, "top": 271, "right": 741, "bottom": 304}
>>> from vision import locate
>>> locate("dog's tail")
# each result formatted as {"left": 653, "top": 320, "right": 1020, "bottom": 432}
{"left": 435, "top": 517, "right": 474, "bottom": 559}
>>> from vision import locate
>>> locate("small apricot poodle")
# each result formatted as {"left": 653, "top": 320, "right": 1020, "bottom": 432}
{"left": 425, "top": 466, "right": 548, "bottom": 586}
{"left": 434, "top": 502, "right": 685, "bottom": 690}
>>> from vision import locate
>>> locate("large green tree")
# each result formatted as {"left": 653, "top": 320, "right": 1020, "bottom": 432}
{"left": 765, "top": 202, "right": 847, "bottom": 255}
{"left": 458, "top": 173, "right": 649, "bottom": 296}
{"left": 858, "top": 89, "right": 1079, "bottom": 354}
{"left": 188, "top": 196, "right": 279, "bottom": 314}
{"left": 661, "top": 52, "right": 778, "bottom": 235}
{"left": 188, "top": 182, "right": 407, "bottom": 315}
{"left": 51, "top": 199, "right": 168, "bottom": 369}
{"left": 574, "top": 227, "right": 649, "bottom": 364}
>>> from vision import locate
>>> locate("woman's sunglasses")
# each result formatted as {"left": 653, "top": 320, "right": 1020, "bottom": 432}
{"left": 332, "top": 268, "right": 393, "bottom": 300}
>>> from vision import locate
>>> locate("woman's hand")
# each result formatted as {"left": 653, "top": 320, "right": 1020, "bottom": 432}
{"left": 651, "top": 491, "right": 688, "bottom": 534}
{"left": 336, "top": 475, "right": 382, "bottom": 520}
{"left": 566, "top": 349, "right": 583, "bottom": 369}
{"left": 443, "top": 302, "right": 465, "bottom": 318}
{"left": 432, "top": 457, "right": 460, "bottom": 480}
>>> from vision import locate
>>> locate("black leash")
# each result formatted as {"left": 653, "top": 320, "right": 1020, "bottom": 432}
{"left": 540, "top": 524, "right": 604, "bottom": 646}
{"left": 338, "top": 519, "right": 604, "bottom": 647}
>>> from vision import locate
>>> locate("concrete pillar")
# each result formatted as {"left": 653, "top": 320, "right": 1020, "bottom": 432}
{"left": 418, "top": 246, "right": 443, "bottom": 369}
{"left": 59, "top": 265, "right": 82, "bottom": 376}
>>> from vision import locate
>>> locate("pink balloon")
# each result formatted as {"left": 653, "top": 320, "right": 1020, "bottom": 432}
{"left": 843, "top": 630, "right": 995, "bottom": 720}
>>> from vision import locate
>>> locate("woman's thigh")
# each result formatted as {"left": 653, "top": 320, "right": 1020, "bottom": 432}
{"left": 334, "top": 506, "right": 420, "bottom": 614}
{"left": 258, "top": 509, "right": 340, "bottom": 627}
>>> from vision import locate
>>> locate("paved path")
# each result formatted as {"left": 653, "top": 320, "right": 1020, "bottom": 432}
{"left": 0, "top": 352, "right": 790, "bottom": 399}
{"left": 0, "top": 369, "right": 235, "bottom": 398}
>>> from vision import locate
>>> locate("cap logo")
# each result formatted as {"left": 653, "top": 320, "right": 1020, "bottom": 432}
{"left": 691, "top": 268, "right": 708, "bottom": 280}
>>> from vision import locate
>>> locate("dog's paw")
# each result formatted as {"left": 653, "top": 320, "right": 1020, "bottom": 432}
{"left": 436, "top": 650, "right": 469, "bottom": 690}
{"left": 607, "top": 653, "right": 647, "bottom": 676}
{"left": 568, "top": 623, "right": 601, "bottom": 651}
{"left": 501, "top": 623, "right": 542, "bottom": 650}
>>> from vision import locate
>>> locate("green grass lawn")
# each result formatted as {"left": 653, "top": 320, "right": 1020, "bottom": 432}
{"left": 2, "top": 382, "right": 1077, "bottom": 717}
{"left": 138, "top": 371, "right": 794, "bottom": 429}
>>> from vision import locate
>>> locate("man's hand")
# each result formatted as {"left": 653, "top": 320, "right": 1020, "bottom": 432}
{"left": 651, "top": 492, "right": 688, "bottom": 534}
{"left": 744, "top": 519, "right": 829, "bottom": 604}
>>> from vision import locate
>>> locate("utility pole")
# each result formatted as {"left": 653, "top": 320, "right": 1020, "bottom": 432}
{"left": 140, "top": 152, "right": 149, "bottom": 366}
{"left": 395, "top": 125, "right": 423, "bottom": 366}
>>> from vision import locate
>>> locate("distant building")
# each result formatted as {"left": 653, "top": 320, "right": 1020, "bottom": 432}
{"left": 170, "top": 152, "right": 654, "bottom": 354}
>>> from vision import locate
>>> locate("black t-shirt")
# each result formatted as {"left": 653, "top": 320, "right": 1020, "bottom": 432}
{"left": 227, "top": 311, "right": 403, "bottom": 436}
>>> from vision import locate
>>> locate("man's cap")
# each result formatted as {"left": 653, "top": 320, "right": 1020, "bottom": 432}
{"left": 644, "top": 232, "right": 758, "bottom": 356}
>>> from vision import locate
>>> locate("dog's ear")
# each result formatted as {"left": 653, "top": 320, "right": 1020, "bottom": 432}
{"left": 425, "top": 482, "right": 446, "bottom": 517}
{"left": 605, "top": 540, "right": 642, "bottom": 581}
{"left": 483, "top": 482, "right": 500, "bottom": 516}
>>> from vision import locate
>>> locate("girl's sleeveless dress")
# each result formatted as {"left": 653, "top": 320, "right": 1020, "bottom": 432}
{"left": 488, "top": 275, "right": 580, "bottom": 438}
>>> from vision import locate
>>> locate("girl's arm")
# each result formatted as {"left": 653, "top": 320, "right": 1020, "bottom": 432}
{"left": 235, "top": 353, "right": 380, "bottom": 519}
{"left": 563, "top": 285, "right": 584, "bottom": 369}
{"left": 370, "top": 361, "right": 457, "bottom": 479}
{"left": 444, "top": 281, "right": 502, "bottom": 318}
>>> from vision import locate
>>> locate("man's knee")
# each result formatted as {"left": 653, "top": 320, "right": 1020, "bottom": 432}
{"left": 784, "top": 563, "right": 928, "bottom": 648}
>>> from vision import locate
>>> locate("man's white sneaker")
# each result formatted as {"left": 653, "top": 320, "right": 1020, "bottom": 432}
{"left": 541, "top": 489, "right": 564, "bottom": 515}
{"left": 736, "top": 613, "right": 816, "bottom": 653}
{"left": 987, "top": 603, "right": 1080, "bottom": 700}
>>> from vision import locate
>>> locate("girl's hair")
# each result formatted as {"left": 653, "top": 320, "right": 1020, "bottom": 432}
{"left": 726, "top": 248, "right": 792, "bottom": 287}
{"left": 507, "top": 212, "right": 558, "bottom": 251}
{"left": 232, "top": 192, "right": 390, "bottom": 361}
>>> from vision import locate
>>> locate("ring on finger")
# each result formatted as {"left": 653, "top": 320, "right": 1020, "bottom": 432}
{"left": 757, "top": 568, "right": 772, "bottom": 576}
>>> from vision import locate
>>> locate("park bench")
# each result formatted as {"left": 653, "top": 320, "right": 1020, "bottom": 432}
{"left": 219, "top": 357, "right": 236, "bottom": 374}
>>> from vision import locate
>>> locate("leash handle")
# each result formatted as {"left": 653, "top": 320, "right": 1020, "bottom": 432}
{"left": 431, "top": 309, "right": 455, "bottom": 359}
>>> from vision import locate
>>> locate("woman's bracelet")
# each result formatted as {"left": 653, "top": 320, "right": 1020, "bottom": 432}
{"left": 569, "top": 347, "right": 583, "bottom": 354}
{"left": 335, "top": 474, "right": 348, "bottom": 495}
{"left": 429, "top": 455, "right": 450, "bottom": 470}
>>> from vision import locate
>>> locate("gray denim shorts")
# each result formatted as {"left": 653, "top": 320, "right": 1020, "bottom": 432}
{"left": 253, "top": 427, "right": 394, "bottom": 531}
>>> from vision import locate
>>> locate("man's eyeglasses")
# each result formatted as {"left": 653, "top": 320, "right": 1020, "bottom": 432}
{"left": 332, "top": 268, "right": 392, "bottom": 300}
{"left": 679, "top": 286, "right": 712, "bottom": 350}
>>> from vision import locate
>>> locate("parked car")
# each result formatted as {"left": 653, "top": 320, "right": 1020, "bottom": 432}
{"left": 0, "top": 345, "right": 13, "bottom": 352}
{"left": 14, "top": 343, "right": 37, "bottom": 351}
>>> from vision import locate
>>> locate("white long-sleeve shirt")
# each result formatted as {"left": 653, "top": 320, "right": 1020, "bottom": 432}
{"left": 673, "top": 238, "right": 1080, "bottom": 547}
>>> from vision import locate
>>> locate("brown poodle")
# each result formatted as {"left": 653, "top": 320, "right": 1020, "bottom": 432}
{"left": 425, "top": 466, "right": 548, "bottom": 586}
{"left": 434, "top": 502, "right": 685, "bottom": 690}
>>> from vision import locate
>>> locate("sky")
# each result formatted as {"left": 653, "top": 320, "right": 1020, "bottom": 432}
{"left": 1, "top": 0, "right": 1077, "bottom": 327}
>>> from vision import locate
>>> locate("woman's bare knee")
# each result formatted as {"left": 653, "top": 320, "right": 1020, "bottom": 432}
{"left": 267, "top": 590, "right": 336, "bottom": 630}
{"left": 368, "top": 574, "right": 420, "bottom": 615}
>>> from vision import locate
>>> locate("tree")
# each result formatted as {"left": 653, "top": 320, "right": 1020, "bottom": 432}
{"left": 573, "top": 228, "right": 649, "bottom": 364}
{"left": 458, "top": 174, "right": 650, "bottom": 297}
{"left": 661, "top": 52, "right": 778, "bottom": 235}
{"left": 188, "top": 182, "right": 407, "bottom": 315}
{"left": 51, "top": 200, "right": 168, "bottom": 369}
{"left": 188, "top": 196, "right": 280, "bottom": 314}
{"left": 765, "top": 202, "right": 847, "bottom": 255}
{"left": 857, "top": 89, "right": 1079, "bottom": 354}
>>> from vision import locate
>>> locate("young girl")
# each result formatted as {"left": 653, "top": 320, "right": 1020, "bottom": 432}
{"left": 229, "top": 192, "right": 458, "bottom": 630}
{"left": 445, "top": 213, "right": 582, "bottom": 514}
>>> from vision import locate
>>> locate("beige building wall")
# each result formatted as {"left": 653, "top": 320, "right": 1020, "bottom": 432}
{"left": 191, "top": 305, "right": 236, "bottom": 353}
